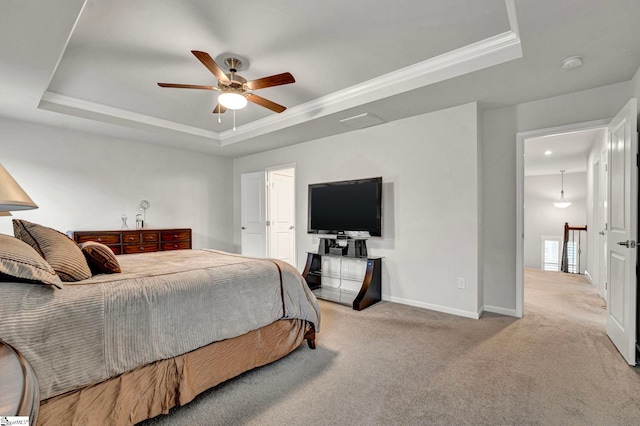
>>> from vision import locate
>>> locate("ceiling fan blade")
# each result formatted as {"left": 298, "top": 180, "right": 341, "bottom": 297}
{"left": 212, "top": 104, "right": 227, "bottom": 114}
{"left": 158, "top": 83, "right": 218, "bottom": 90}
{"left": 246, "top": 94, "right": 287, "bottom": 113}
{"left": 245, "top": 72, "right": 295, "bottom": 90}
{"left": 191, "top": 50, "right": 230, "bottom": 84}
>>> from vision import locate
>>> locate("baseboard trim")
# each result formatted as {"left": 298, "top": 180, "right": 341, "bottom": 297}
{"left": 584, "top": 270, "right": 593, "bottom": 284}
{"left": 385, "top": 295, "right": 481, "bottom": 319}
{"left": 483, "top": 305, "right": 519, "bottom": 317}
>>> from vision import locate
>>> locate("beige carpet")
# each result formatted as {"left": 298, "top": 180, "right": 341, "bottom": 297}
{"left": 140, "top": 269, "right": 640, "bottom": 425}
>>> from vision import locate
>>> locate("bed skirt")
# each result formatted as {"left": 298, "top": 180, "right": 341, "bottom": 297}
{"left": 38, "top": 319, "right": 312, "bottom": 426}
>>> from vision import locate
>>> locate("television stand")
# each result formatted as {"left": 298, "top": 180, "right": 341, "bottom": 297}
{"left": 317, "top": 236, "right": 368, "bottom": 258}
{"left": 302, "top": 250, "right": 382, "bottom": 311}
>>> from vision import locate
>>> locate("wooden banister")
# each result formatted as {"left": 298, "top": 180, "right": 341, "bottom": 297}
{"left": 561, "top": 222, "right": 587, "bottom": 273}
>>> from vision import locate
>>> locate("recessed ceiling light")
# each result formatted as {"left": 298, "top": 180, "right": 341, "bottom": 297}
{"left": 561, "top": 56, "right": 583, "bottom": 70}
{"left": 545, "top": 150, "right": 552, "bottom": 155}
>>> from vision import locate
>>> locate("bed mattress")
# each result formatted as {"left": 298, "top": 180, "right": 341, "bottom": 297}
{"left": 0, "top": 249, "right": 320, "bottom": 400}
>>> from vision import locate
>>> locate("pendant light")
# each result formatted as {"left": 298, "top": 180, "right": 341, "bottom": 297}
{"left": 553, "top": 170, "right": 571, "bottom": 208}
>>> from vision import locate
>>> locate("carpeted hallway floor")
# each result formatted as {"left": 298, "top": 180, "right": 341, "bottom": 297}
{"left": 140, "top": 269, "right": 640, "bottom": 425}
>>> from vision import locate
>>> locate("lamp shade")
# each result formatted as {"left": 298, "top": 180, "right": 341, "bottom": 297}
{"left": 218, "top": 92, "right": 247, "bottom": 110}
{"left": 553, "top": 201, "right": 571, "bottom": 209}
{"left": 0, "top": 163, "right": 38, "bottom": 211}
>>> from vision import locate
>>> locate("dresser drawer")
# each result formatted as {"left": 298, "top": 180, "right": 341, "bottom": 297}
{"left": 161, "top": 241, "right": 191, "bottom": 251}
{"left": 123, "top": 243, "right": 159, "bottom": 254}
{"left": 75, "top": 233, "right": 121, "bottom": 245}
{"left": 141, "top": 232, "right": 159, "bottom": 243}
{"left": 161, "top": 230, "right": 191, "bottom": 242}
{"left": 122, "top": 232, "right": 140, "bottom": 244}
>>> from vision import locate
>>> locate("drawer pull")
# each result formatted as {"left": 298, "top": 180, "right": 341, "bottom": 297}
{"left": 97, "top": 238, "right": 102, "bottom": 242}
{"left": 129, "top": 236, "right": 135, "bottom": 241}
{"left": 173, "top": 234, "right": 178, "bottom": 238}
{"left": 174, "top": 244, "right": 178, "bottom": 248}
{"left": 139, "top": 246, "right": 144, "bottom": 250}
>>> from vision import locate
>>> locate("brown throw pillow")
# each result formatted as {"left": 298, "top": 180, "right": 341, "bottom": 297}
{"left": 0, "top": 233, "right": 63, "bottom": 289}
{"left": 13, "top": 219, "right": 43, "bottom": 256}
{"left": 13, "top": 219, "right": 92, "bottom": 282}
{"left": 80, "top": 241, "right": 121, "bottom": 274}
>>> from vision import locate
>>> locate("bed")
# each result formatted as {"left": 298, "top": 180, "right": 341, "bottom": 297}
{"left": 0, "top": 225, "right": 320, "bottom": 426}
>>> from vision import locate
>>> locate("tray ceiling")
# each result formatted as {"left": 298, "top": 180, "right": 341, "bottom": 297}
{"left": 1, "top": 0, "right": 639, "bottom": 157}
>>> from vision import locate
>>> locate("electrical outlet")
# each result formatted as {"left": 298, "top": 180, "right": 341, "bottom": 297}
{"left": 457, "top": 277, "right": 466, "bottom": 289}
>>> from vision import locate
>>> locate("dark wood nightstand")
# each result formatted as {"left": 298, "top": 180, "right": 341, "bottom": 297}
{"left": 0, "top": 340, "right": 39, "bottom": 423}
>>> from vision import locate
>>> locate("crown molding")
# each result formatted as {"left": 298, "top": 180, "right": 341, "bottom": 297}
{"left": 220, "top": 28, "right": 522, "bottom": 146}
{"left": 39, "top": 91, "right": 222, "bottom": 142}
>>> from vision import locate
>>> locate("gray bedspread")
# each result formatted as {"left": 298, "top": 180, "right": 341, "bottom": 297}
{"left": 0, "top": 249, "right": 320, "bottom": 400}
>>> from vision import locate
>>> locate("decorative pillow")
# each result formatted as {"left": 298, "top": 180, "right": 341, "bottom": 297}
{"left": 12, "top": 219, "right": 92, "bottom": 282}
{"left": 80, "top": 241, "right": 121, "bottom": 274}
{"left": 0, "top": 233, "right": 63, "bottom": 289}
{"left": 13, "top": 219, "right": 44, "bottom": 256}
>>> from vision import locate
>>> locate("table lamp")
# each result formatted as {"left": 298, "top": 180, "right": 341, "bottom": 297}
{"left": 0, "top": 163, "right": 38, "bottom": 212}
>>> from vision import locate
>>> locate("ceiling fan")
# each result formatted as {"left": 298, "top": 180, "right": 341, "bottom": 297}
{"left": 158, "top": 50, "right": 295, "bottom": 114}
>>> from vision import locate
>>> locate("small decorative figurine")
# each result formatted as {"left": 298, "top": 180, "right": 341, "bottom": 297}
{"left": 138, "top": 200, "right": 150, "bottom": 229}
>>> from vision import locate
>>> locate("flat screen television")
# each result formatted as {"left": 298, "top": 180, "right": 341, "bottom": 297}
{"left": 307, "top": 177, "right": 382, "bottom": 237}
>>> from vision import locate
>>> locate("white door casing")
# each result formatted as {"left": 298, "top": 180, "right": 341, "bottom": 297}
{"left": 597, "top": 148, "right": 608, "bottom": 302}
{"left": 267, "top": 168, "right": 296, "bottom": 266}
{"left": 605, "top": 98, "right": 637, "bottom": 366}
{"left": 241, "top": 171, "right": 267, "bottom": 258}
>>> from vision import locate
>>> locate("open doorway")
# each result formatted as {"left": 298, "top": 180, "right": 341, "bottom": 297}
{"left": 516, "top": 119, "right": 610, "bottom": 317}
{"left": 517, "top": 101, "right": 638, "bottom": 365}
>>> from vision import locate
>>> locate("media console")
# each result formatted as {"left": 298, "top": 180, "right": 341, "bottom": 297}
{"left": 302, "top": 237, "right": 382, "bottom": 311}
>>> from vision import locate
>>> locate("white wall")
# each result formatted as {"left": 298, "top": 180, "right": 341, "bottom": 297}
{"left": 481, "top": 106, "right": 518, "bottom": 314}
{"left": 0, "top": 117, "right": 234, "bottom": 250}
{"left": 234, "top": 102, "right": 482, "bottom": 318}
{"left": 524, "top": 172, "right": 587, "bottom": 272}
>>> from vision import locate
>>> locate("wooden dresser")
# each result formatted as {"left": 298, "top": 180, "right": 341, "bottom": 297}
{"left": 72, "top": 228, "right": 192, "bottom": 255}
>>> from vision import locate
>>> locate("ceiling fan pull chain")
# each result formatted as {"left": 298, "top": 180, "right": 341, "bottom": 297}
{"left": 218, "top": 103, "right": 221, "bottom": 123}
{"left": 233, "top": 109, "right": 236, "bottom": 131}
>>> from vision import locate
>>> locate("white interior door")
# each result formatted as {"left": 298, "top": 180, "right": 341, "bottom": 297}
{"left": 268, "top": 168, "right": 296, "bottom": 266}
{"left": 241, "top": 171, "right": 266, "bottom": 258}
{"left": 606, "top": 98, "right": 637, "bottom": 365}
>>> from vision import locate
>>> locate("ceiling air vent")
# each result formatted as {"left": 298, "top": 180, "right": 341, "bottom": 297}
{"left": 339, "top": 113, "right": 385, "bottom": 129}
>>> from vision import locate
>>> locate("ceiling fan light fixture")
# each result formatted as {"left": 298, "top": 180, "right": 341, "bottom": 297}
{"left": 218, "top": 92, "right": 247, "bottom": 110}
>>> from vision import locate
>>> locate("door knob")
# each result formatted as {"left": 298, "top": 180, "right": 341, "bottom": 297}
{"left": 241, "top": 226, "right": 246, "bottom": 230}
{"left": 617, "top": 240, "right": 636, "bottom": 248}
{"left": 289, "top": 226, "right": 295, "bottom": 230}
{"left": 599, "top": 231, "right": 605, "bottom": 235}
